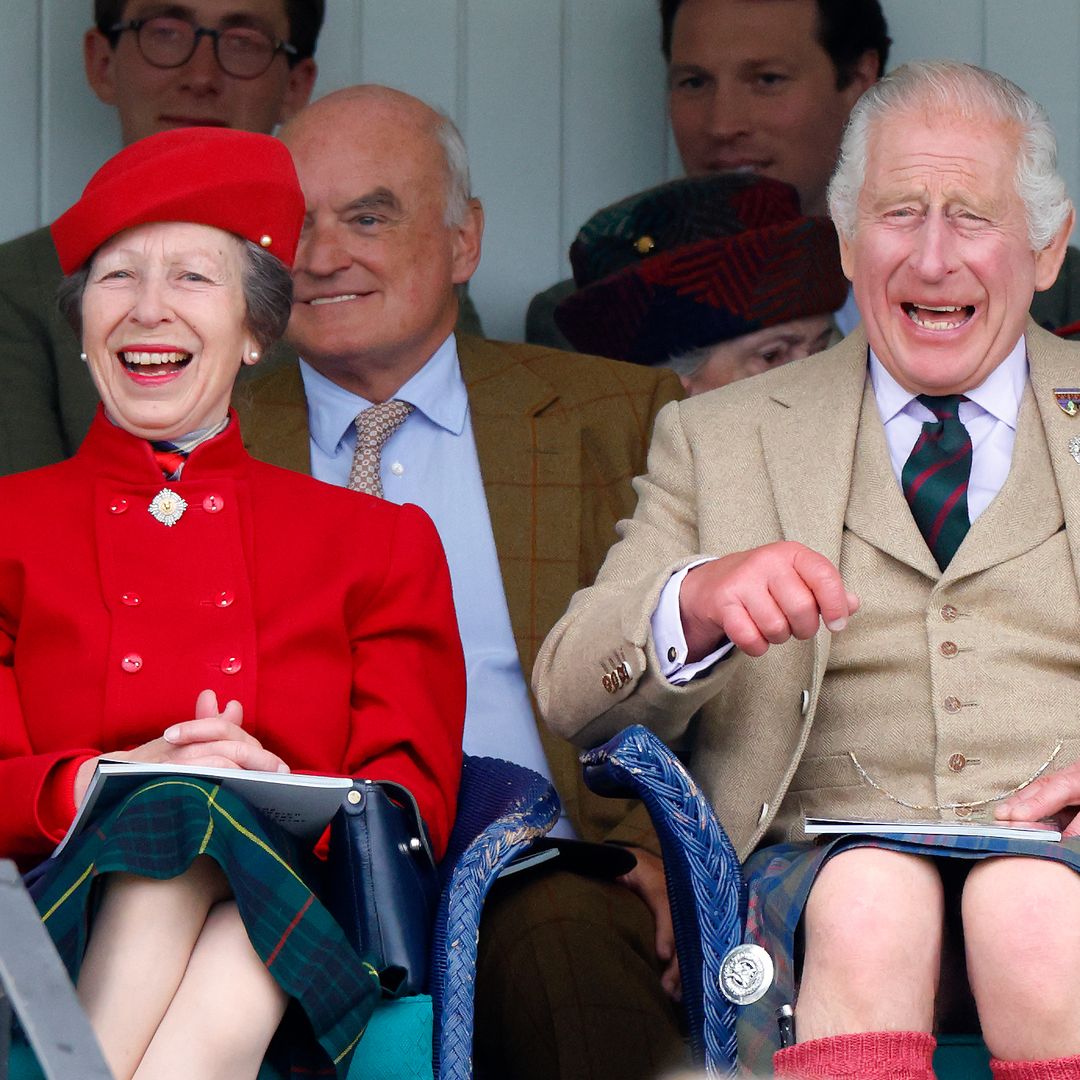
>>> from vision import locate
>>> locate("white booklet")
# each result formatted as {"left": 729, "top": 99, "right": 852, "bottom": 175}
{"left": 803, "top": 816, "right": 1061, "bottom": 843}
{"left": 55, "top": 760, "right": 354, "bottom": 858}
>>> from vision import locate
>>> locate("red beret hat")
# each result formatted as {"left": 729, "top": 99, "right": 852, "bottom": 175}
{"left": 51, "top": 128, "right": 305, "bottom": 274}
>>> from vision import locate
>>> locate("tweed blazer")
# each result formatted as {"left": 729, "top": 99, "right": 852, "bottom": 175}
{"left": 534, "top": 320, "right": 1080, "bottom": 860}
{"left": 235, "top": 334, "right": 683, "bottom": 851}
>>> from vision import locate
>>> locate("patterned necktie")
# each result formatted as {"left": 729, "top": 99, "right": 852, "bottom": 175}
{"left": 901, "top": 394, "right": 972, "bottom": 570}
{"left": 151, "top": 445, "right": 187, "bottom": 480}
{"left": 347, "top": 400, "right": 414, "bottom": 498}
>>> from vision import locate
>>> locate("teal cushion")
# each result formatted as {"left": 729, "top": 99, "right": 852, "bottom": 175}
{"left": 349, "top": 994, "right": 434, "bottom": 1080}
{"left": 12, "top": 995, "right": 434, "bottom": 1080}
{"left": 934, "top": 1034, "right": 991, "bottom": 1080}
{"left": 6, "top": 1036, "right": 43, "bottom": 1079}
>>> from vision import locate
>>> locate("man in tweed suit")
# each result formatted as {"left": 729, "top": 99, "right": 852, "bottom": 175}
{"left": 536, "top": 62, "right": 1080, "bottom": 1079}
{"left": 235, "top": 85, "right": 687, "bottom": 1079}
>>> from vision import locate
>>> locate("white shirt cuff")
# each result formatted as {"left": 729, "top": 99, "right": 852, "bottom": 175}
{"left": 650, "top": 558, "right": 734, "bottom": 684}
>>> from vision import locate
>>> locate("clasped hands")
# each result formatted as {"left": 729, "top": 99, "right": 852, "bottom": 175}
{"left": 74, "top": 688, "right": 290, "bottom": 805}
{"left": 677, "top": 539, "right": 1080, "bottom": 837}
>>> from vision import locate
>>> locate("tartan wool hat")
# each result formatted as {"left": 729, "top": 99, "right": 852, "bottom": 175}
{"left": 554, "top": 174, "right": 849, "bottom": 366}
{"left": 51, "top": 128, "right": 305, "bottom": 274}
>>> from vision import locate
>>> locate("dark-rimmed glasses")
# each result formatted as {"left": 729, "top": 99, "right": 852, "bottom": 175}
{"left": 110, "top": 16, "right": 297, "bottom": 79}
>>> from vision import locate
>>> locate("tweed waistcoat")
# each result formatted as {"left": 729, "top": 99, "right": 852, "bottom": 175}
{"left": 779, "top": 379, "right": 1080, "bottom": 840}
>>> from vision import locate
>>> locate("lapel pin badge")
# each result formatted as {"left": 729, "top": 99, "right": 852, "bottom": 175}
{"left": 1069, "top": 436, "right": 1080, "bottom": 465}
{"left": 1054, "top": 388, "right": 1080, "bottom": 416}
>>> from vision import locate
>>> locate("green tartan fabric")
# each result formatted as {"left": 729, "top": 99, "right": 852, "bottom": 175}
{"left": 32, "top": 778, "right": 381, "bottom": 1078}
{"left": 736, "top": 833, "right": 1080, "bottom": 1076}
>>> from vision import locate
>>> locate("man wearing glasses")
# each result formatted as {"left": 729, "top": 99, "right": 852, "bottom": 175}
{"left": 0, "top": 1, "right": 322, "bottom": 475}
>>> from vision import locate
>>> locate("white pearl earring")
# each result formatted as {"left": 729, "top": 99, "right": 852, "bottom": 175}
{"left": 79, "top": 352, "right": 88, "bottom": 362}
{"left": 249, "top": 350, "right": 260, "bottom": 361}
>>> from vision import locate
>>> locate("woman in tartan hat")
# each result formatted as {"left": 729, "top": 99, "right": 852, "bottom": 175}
{"left": 554, "top": 173, "right": 849, "bottom": 395}
{"left": 0, "top": 127, "right": 465, "bottom": 1079}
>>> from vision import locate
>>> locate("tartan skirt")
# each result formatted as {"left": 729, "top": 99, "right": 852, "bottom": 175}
{"left": 29, "top": 777, "right": 381, "bottom": 1079}
{"left": 736, "top": 831, "right": 1080, "bottom": 1076}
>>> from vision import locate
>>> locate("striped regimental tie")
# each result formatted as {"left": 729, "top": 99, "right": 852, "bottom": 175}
{"left": 901, "top": 394, "right": 972, "bottom": 571}
{"left": 347, "top": 399, "right": 414, "bottom": 498}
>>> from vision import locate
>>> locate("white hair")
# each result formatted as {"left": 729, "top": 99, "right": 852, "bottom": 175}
{"left": 434, "top": 114, "right": 473, "bottom": 228}
{"left": 828, "top": 60, "right": 1072, "bottom": 251}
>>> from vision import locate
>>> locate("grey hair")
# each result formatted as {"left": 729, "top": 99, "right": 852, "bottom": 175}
{"left": 828, "top": 60, "right": 1073, "bottom": 251}
{"left": 434, "top": 113, "right": 473, "bottom": 227}
{"left": 57, "top": 237, "right": 293, "bottom": 350}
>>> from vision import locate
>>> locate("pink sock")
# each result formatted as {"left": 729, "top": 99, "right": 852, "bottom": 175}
{"left": 773, "top": 1030, "right": 936, "bottom": 1079}
{"left": 991, "top": 1055, "right": 1080, "bottom": 1079}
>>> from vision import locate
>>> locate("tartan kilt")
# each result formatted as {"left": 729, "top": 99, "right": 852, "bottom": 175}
{"left": 736, "top": 831, "right": 1080, "bottom": 1076}
{"left": 30, "top": 777, "right": 381, "bottom": 1079}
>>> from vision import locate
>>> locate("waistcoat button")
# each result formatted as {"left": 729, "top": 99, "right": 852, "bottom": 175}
{"left": 947, "top": 753, "right": 967, "bottom": 772}
{"left": 940, "top": 641, "right": 958, "bottom": 657}
{"left": 944, "top": 695, "right": 962, "bottom": 713}
{"left": 940, "top": 604, "right": 959, "bottom": 622}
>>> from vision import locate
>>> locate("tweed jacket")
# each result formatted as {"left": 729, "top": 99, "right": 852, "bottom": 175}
{"left": 235, "top": 334, "right": 683, "bottom": 852}
{"left": 0, "top": 410, "right": 465, "bottom": 865}
{"left": 0, "top": 226, "right": 483, "bottom": 477}
{"left": 534, "top": 321, "right": 1080, "bottom": 860}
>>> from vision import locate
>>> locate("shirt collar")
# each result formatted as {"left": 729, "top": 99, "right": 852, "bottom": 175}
{"left": 869, "top": 335, "right": 1028, "bottom": 430}
{"left": 300, "top": 333, "right": 468, "bottom": 456}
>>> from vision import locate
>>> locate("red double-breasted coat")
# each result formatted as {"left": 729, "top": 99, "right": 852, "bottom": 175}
{"left": 0, "top": 409, "right": 465, "bottom": 865}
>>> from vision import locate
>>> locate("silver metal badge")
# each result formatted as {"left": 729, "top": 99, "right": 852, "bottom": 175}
{"left": 148, "top": 488, "right": 188, "bottom": 527}
{"left": 718, "top": 943, "right": 774, "bottom": 1005}
{"left": 1070, "top": 436, "right": 1080, "bottom": 465}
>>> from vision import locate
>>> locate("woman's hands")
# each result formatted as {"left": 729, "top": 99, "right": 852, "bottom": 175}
{"left": 74, "top": 690, "right": 290, "bottom": 806}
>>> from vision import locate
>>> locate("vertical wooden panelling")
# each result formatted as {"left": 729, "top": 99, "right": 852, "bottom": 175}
{"left": 0, "top": 5, "right": 41, "bottom": 241}
{"left": 5, "top": 1, "right": 1080, "bottom": 328}
{"left": 311, "top": 0, "right": 365, "bottom": 96}
{"left": 986, "top": 0, "right": 1080, "bottom": 215}
{"left": 40, "top": 0, "right": 120, "bottom": 225}
{"left": 560, "top": 0, "right": 668, "bottom": 259}
{"left": 883, "top": 0, "right": 985, "bottom": 68}
{"left": 463, "top": 0, "right": 562, "bottom": 340}
{"left": 355, "top": 0, "right": 459, "bottom": 116}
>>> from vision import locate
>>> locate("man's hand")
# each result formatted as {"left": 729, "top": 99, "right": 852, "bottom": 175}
{"left": 679, "top": 541, "right": 859, "bottom": 661}
{"left": 74, "top": 689, "right": 290, "bottom": 806}
{"left": 994, "top": 762, "right": 1080, "bottom": 837}
{"left": 618, "top": 847, "right": 681, "bottom": 1001}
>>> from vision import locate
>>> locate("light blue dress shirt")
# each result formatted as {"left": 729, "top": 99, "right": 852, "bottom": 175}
{"left": 300, "top": 334, "right": 573, "bottom": 835}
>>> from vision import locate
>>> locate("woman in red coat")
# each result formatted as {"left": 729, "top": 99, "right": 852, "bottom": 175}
{"left": 0, "top": 128, "right": 465, "bottom": 1079}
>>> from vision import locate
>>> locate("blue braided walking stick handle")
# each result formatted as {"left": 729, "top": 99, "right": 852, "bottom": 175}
{"left": 430, "top": 756, "right": 561, "bottom": 1080}
{"left": 582, "top": 725, "right": 745, "bottom": 1078}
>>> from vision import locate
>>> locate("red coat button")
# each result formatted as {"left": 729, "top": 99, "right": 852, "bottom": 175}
{"left": 215, "top": 590, "right": 235, "bottom": 608}
{"left": 221, "top": 656, "right": 242, "bottom": 675}
{"left": 110, "top": 498, "right": 129, "bottom": 514}
{"left": 203, "top": 494, "right": 225, "bottom": 513}
{"left": 121, "top": 653, "right": 143, "bottom": 673}
{"left": 121, "top": 592, "right": 141, "bottom": 606}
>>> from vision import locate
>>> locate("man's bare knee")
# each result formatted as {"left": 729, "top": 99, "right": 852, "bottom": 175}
{"left": 798, "top": 849, "right": 943, "bottom": 1037}
{"left": 964, "top": 857, "right": 1080, "bottom": 1060}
